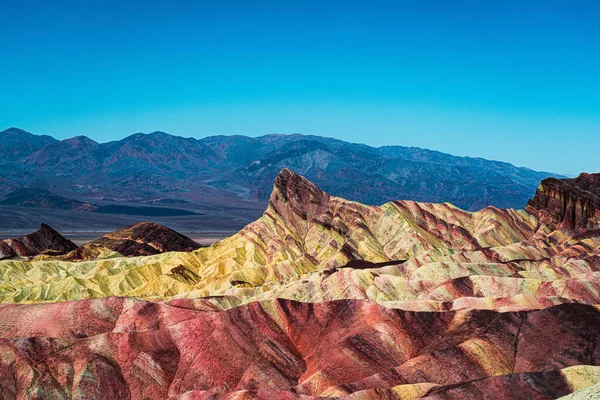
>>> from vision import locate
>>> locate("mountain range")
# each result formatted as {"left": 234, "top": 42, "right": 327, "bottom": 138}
{"left": 0, "top": 127, "right": 562, "bottom": 231}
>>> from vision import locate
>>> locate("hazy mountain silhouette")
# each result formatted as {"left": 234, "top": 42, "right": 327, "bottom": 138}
{"left": 0, "top": 128, "right": 561, "bottom": 217}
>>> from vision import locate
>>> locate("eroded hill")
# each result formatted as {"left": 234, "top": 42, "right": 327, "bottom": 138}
{"left": 0, "top": 170, "right": 599, "bottom": 399}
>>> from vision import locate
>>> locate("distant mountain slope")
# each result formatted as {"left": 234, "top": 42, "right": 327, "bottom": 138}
{"left": 92, "top": 205, "right": 198, "bottom": 216}
{"left": 0, "top": 128, "right": 562, "bottom": 212}
{"left": 0, "top": 188, "right": 98, "bottom": 211}
{"left": 0, "top": 127, "right": 57, "bottom": 161}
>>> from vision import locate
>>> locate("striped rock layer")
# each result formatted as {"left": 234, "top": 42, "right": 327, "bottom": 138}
{"left": 0, "top": 223, "right": 77, "bottom": 260}
{"left": 0, "top": 170, "right": 599, "bottom": 398}
{"left": 1, "top": 298, "right": 600, "bottom": 399}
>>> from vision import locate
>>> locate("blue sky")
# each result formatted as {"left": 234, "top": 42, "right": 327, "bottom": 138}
{"left": 1, "top": 0, "right": 598, "bottom": 175}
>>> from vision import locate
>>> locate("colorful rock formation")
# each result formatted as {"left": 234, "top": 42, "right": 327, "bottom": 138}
{"left": 526, "top": 172, "right": 600, "bottom": 230}
{"left": 0, "top": 170, "right": 600, "bottom": 398}
{"left": 64, "top": 222, "right": 202, "bottom": 260}
{"left": 0, "top": 223, "right": 77, "bottom": 260}
{"left": 0, "top": 298, "right": 599, "bottom": 399}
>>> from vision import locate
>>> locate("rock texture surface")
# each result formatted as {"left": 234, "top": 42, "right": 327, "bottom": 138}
{"left": 0, "top": 169, "right": 600, "bottom": 398}
{"left": 0, "top": 298, "right": 599, "bottom": 399}
{"left": 0, "top": 223, "right": 77, "bottom": 260}
{"left": 72, "top": 221, "right": 202, "bottom": 258}
{"left": 526, "top": 173, "right": 600, "bottom": 230}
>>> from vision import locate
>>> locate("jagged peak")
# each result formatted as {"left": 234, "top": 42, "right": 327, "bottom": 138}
{"left": 39, "top": 223, "right": 57, "bottom": 233}
{"left": 271, "top": 169, "right": 327, "bottom": 204}
{"left": 0, "top": 223, "right": 77, "bottom": 260}
{"left": 575, "top": 172, "right": 600, "bottom": 186}
{"left": 34, "top": 223, "right": 75, "bottom": 243}
{"left": 268, "top": 169, "right": 330, "bottom": 223}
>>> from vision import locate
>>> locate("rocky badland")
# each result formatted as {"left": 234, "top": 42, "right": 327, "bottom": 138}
{"left": 0, "top": 170, "right": 599, "bottom": 399}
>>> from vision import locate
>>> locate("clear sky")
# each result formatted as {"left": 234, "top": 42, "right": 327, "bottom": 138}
{"left": 1, "top": 0, "right": 598, "bottom": 175}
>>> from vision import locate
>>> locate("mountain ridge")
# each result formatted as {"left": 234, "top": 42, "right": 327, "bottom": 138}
{"left": 0, "top": 128, "right": 563, "bottom": 218}
{"left": 0, "top": 127, "right": 565, "bottom": 174}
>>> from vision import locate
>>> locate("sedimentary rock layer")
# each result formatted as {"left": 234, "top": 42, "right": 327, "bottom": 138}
{"left": 1, "top": 298, "right": 600, "bottom": 399}
{"left": 0, "top": 223, "right": 77, "bottom": 260}
{"left": 66, "top": 221, "right": 202, "bottom": 259}
{"left": 1, "top": 169, "right": 600, "bottom": 398}
{"left": 526, "top": 172, "right": 600, "bottom": 230}
{"left": 1, "top": 170, "right": 598, "bottom": 308}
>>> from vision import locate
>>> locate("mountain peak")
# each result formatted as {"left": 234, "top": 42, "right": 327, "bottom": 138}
{"left": 268, "top": 169, "right": 330, "bottom": 224}
{"left": 39, "top": 222, "right": 56, "bottom": 232}
{"left": 576, "top": 172, "right": 600, "bottom": 187}
{"left": 271, "top": 169, "right": 327, "bottom": 202}
{"left": 132, "top": 131, "right": 171, "bottom": 139}
{"left": 63, "top": 135, "right": 99, "bottom": 146}
{"left": 0, "top": 127, "right": 35, "bottom": 137}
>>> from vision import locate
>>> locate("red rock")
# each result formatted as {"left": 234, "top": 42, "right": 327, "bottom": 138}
{"left": 69, "top": 221, "right": 202, "bottom": 259}
{"left": 0, "top": 223, "right": 77, "bottom": 260}
{"left": 0, "top": 298, "right": 599, "bottom": 399}
{"left": 526, "top": 173, "right": 600, "bottom": 230}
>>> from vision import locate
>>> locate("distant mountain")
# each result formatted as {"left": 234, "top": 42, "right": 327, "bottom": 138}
{"left": 92, "top": 204, "right": 199, "bottom": 216}
{"left": 23, "top": 135, "right": 106, "bottom": 177}
{"left": 0, "top": 188, "right": 98, "bottom": 211}
{"left": 0, "top": 128, "right": 563, "bottom": 216}
{"left": 0, "top": 187, "right": 202, "bottom": 218}
{"left": 0, "top": 127, "right": 57, "bottom": 161}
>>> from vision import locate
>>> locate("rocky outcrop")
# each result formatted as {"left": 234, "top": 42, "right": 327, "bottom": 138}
{"left": 526, "top": 173, "right": 600, "bottom": 230}
{"left": 0, "top": 298, "right": 599, "bottom": 399}
{"left": 0, "top": 223, "right": 77, "bottom": 260}
{"left": 67, "top": 222, "right": 201, "bottom": 259}
{"left": 0, "top": 169, "right": 595, "bottom": 307}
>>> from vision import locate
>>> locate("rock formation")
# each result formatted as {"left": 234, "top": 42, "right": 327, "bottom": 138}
{"left": 0, "top": 169, "right": 599, "bottom": 398}
{"left": 0, "top": 298, "right": 599, "bottom": 399}
{"left": 526, "top": 173, "right": 600, "bottom": 230}
{"left": 0, "top": 223, "right": 77, "bottom": 260}
{"left": 65, "top": 222, "right": 202, "bottom": 260}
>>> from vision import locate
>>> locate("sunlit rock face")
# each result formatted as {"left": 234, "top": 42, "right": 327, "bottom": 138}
{"left": 1, "top": 169, "right": 600, "bottom": 398}
{"left": 526, "top": 173, "right": 600, "bottom": 230}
